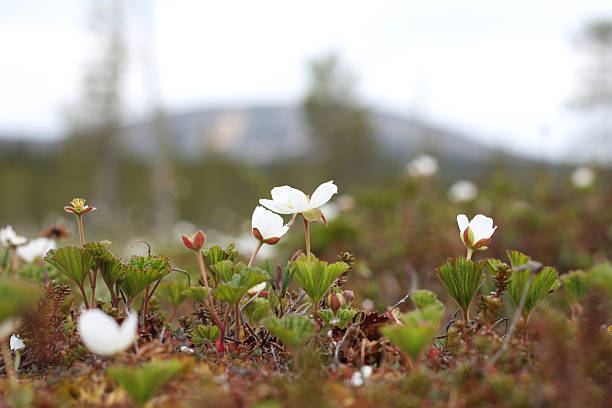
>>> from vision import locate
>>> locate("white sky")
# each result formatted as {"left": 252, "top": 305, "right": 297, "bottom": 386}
{"left": 1, "top": 0, "right": 611, "bottom": 160}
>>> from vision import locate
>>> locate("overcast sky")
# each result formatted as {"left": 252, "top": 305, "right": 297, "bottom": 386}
{"left": 1, "top": 0, "right": 611, "bottom": 160}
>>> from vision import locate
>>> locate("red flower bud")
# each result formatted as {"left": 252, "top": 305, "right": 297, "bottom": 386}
{"left": 182, "top": 230, "right": 206, "bottom": 251}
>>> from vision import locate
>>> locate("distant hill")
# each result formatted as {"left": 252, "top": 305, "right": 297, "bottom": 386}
{"left": 1, "top": 105, "right": 500, "bottom": 165}
{"left": 122, "top": 105, "right": 499, "bottom": 164}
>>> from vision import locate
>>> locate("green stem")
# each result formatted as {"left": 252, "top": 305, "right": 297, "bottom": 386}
{"left": 303, "top": 217, "right": 311, "bottom": 265}
{"left": 466, "top": 248, "right": 473, "bottom": 261}
{"left": 77, "top": 215, "right": 85, "bottom": 247}
{"left": 248, "top": 241, "right": 263, "bottom": 267}
{"left": 11, "top": 248, "right": 18, "bottom": 275}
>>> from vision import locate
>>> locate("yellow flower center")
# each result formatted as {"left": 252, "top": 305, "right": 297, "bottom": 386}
{"left": 70, "top": 198, "right": 87, "bottom": 211}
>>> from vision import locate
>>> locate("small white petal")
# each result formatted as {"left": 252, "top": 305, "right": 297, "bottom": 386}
{"left": 350, "top": 372, "right": 364, "bottom": 387}
{"left": 270, "top": 185, "right": 309, "bottom": 213}
{"left": 308, "top": 180, "right": 338, "bottom": 209}
{"left": 78, "top": 309, "right": 137, "bottom": 356}
{"left": 180, "top": 345, "right": 194, "bottom": 353}
{"left": 247, "top": 282, "right": 266, "bottom": 295}
{"left": 457, "top": 214, "right": 469, "bottom": 234}
{"left": 259, "top": 199, "right": 298, "bottom": 215}
{"left": 17, "top": 238, "right": 56, "bottom": 263}
{"left": 252, "top": 206, "right": 289, "bottom": 241}
{"left": 10, "top": 334, "right": 25, "bottom": 351}
{"left": 469, "top": 214, "right": 497, "bottom": 242}
{"left": 361, "top": 365, "right": 373, "bottom": 378}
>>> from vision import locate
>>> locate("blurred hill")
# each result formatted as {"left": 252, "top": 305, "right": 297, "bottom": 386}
{"left": 1, "top": 105, "right": 497, "bottom": 165}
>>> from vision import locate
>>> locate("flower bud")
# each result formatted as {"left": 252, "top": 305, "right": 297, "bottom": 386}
{"left": 181, "top": 230, "right": 206, "bottom": 251}
{"left": 327, "top": 292, "right": 344, "bottom": 316}
{"left": 342, "top": 290, "right": 354, "bottom": 305}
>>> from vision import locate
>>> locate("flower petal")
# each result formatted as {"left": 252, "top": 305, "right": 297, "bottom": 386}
{"left": 469, "top": 214, "right": 497, "bottom": 242}
{"left": 78, "top": 309, "right": 136, "bottom": 356}
{"left": 259, "top": 199, "right": 297, "bottom": 215}
{"left": 456, "top": 214, "right": 469, "bottom": 233}
{"left": 270, "top": 185, "right": 309, "bottom": 213}
{"left": 309, "top": 181, "right": 338, "bottom": 209}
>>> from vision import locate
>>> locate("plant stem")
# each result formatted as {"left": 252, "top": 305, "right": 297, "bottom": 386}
{"left": 1, "top": 339, "right": 17, "bottom": 386}
{"left": 77, "top": 215, "right": 85, "bottom": 247}
{"left": 78, "top": 284, "right": 90, "bottom": 309}
{"left": 90, "top": 269, "right": 98, "bottom": 307}
{"left": 248, "top": 241, "right": 263, "bottom": 267}
{"left": 466, "top": 248, "right": 473, "bottom": 260}
{"left": 234, "top": 303, "right": 241, "bottom": 341}
{"left": 11, "top": 248, "right": 18, "bottom": 275}
{"left": 303, "top": 217, "right": 311, "bottom": 265}
{"left": 194, "top": 251, "right": 225, "bottom": 344}
{"left": 196, "top": 250, "right": 210, "bottom": 292}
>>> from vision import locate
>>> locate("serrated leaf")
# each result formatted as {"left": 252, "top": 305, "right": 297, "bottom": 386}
{"left": 157, "top": 280, "right": 188, "bottom": 309}
{"left": 508, "top": 265, "right": 560, "bottom": 318}
{"left": 293, "top": 257, "right": 348, "bottom": 307}
{"left": 210, "top": 260, "right": 244, "bottom": 283}
{"left": 121, "top": 255, "right": 171, "bottom": 303}
{"left": 202, "top": 244, "right": 238, "bottom": 270}
{"left": 191, "top": 324, "right": 219, "bottom": 345}
{"left": 181, "top": 287, "right": 210, "bottom": 305}
{"left": 435, "top": 257, "right": 485, "bottom": 320}
{"left": 507, "top": 250, "right": 531, "bottom": 270}
{"left": 108, "top": 359, "right": 184, "bottom": 407}
{"left": 382, "top": 304, "right": 443, "bottom": 360}
{"left": 214, "top": 267, "right": 268, "bottom": 305}
{"left": 411, "top": 289, "right": 444, "bottom": 312}
{"left": 85, "top": 241, "right": 125, "bottom": 292}
{"left": 44, "top": 246, "right": 94, "bottom": 287}
{"left": 263, "top": 315, "right": 315, "bottom": 349}
{"left": 243, "top": 297, "right": 271, "bottom": 323}
{"left": 561, "top": 270, "right": 587, "bottom": 303}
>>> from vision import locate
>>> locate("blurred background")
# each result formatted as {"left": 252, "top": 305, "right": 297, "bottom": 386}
{"left": 1, "top": 1, "right": 612, "bottom": 306}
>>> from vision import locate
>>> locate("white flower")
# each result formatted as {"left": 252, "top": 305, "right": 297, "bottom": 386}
{"left": 571, "top": 166, "right": 595, "bottom": 189}
{"left": 10, "top": 334, "right": 25, "bottom": 351}
{"left": 350, "top": 365, "right": 373, "bottom": 387}
{"left": 251, "top": 206, "right": 289, "bottom": 245}
{"left": 77, "top": 309, "right": 137, "bottom": 356}
{"left": 448, "top": 180, "right": 478, "bottom": 203}
{"left": 406, "top": 154, "right": 438, "bottom": 178}
{"left": 17, "top": 238, "right": 56, "bottom": 263}
{"left": 247, "top": 282, "right": 266, "bottom": 295}
{"left": 180, "top": 345, "right": 195, "bottom": 353}
{"left": 235, "top": 232, "right": 276, "bottom": 260}
{"left": 259, "top": 180, "right": 338, "bottom": 223}
{"left": 0, "top": 226, "right": 27, "bottom": 247}
{"left": 457, "top": 214, "right": 497, "bottom": 250}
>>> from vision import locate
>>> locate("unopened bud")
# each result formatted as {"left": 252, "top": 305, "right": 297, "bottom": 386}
{"left": 342, "top": 290, "right": 354, "bottom": 305}
{"left": 327, "top": 292, "right": 344, "bottom": 315}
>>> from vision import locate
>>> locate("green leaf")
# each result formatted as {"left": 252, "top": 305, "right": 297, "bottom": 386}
{"left": 507, "top": 250, "right": 531, "bottom": 270}
{"left": 508, "top": 265, "right": 560, "bottom": 318}
{"left": 214, "top": 267, "right": 268, "bottom": 305}
{"left": 243, "top": 297, "right": 271, "bottom": 323}
{"left": 382, "top": 305, "right": 443, "bottom": 360}
{"left": 108, "top": 359, "right": 184, "bottom": 407}
{"left": 85, "top": 241, "right": 125, "bottom": 293}
{"left": 191, "top": 324, "right": 220, "bottom": 346}
{"left": 318, "top": 308, "right": 359, "bottom": 328}
{"left": 293, "top": 257, "right": 348, "bottom": 307}
{"left": 121, "top": 255, "right": 171, "bottom": 303}
{"left": 561, "top": 270, "right": 587, "bottom": 303}
{"left": 263, "top": 315, "right": 316, "bottom": 349}
{"left": 411, "top": 289, "right": 444, "bottom": 312}
{"left": 202, "top": 244, "right": 238, "bottom": 270}
{"left": 157, "top": 280, "right": 188, "bottom": 309}
{"left": 44, "top": 246, "right": 95, "bottom": 287}
{"left": 435, "top": 257, "right": 485, "bottom": 319}
{"left": 210, "top": 260, "right": 244, "bottom": 282}
{"left": 181, "top": 287, "right": 210, "bottom": 305}
{"left": 0, "top": 278, "right": 41, "bottom": 323}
